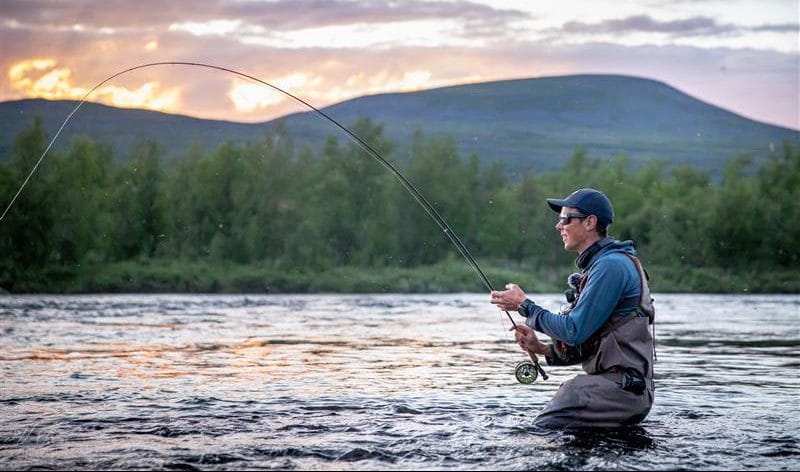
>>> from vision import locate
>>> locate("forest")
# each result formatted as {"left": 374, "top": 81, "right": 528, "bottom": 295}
{"left": 1, "top": 117, "right": 798, "bottom": 293}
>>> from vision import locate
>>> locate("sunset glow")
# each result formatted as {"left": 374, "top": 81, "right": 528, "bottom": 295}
{"left": 229, "top": 79, "right": 285, "bottom": 112}
{"left": 7, "top": 59, "right": 181, "bottom": 111}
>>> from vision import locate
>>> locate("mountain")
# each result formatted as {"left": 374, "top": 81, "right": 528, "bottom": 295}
{"left": 0, "top": 99, "right": 266, "bottom": 160}
{"left": 1, "top": 75, "right": 797, "bottom": 174}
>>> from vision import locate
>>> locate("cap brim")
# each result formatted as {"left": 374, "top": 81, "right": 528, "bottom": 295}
{"left": 547, "top": 198, "right": 568, "bottom": 213}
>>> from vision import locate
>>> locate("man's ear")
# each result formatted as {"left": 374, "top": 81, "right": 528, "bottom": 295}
{"left": 584, "top": 214, "right": 598, "bottom": 232}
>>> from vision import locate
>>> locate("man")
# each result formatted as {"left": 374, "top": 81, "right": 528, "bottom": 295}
{"left": 490, "top": 188, "right": 655, "bottom": 428}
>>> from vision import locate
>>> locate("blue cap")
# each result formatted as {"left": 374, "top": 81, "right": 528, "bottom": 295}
{"left": 547, "top": 188, "right": 614, "bottom": 225}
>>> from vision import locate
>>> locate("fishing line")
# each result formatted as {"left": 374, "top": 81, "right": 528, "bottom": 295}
{"left": 0, "top": 61, "right": 546, "bottom": 380}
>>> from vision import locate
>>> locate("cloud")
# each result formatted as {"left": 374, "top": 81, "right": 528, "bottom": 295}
{"left": 168, "top": 20, "right": 244, "bottom": 37}
{"left": 563, "top": 15, "right": 731, "bottom": 34}
{"left": 229, "top": 73, "right": 324, "bottom": 112}
{"left": 2, "top": 0, "right": 529, "bottom": 34}
{"left": 751, "top": 23, "right": 799, "bottom": 33}
{"left": 2, "top": 0, "right": 532, "bottom": 57}
{"left": 162, "top": 1, "right": 528, "bottom": 49}
{"left": 6, "top": 58, "right": 181, "bottom": 111}
{"left": 561, "top": 14, "right": 797, "bottom": 37}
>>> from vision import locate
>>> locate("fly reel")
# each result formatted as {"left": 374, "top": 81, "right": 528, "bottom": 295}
{"left": 515, "top": 360, "right": 538, "bottom": 384}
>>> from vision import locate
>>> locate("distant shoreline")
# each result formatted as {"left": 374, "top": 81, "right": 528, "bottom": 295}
{"left": 6, "top": 260, "right": 797, "bottom": 294}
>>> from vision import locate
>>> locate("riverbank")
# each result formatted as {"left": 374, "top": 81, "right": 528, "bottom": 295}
{"left": 5, "top": 259, "right": 798, "bottom": 294}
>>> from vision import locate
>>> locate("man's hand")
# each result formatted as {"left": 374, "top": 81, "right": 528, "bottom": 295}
{"left": 490, "top": 283, "right": 527, "bottom": 312}
{"left": 511, "top": 324, "right": 549, "bottom": 357}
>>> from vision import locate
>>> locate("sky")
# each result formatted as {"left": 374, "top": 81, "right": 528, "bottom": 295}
{"left": 1, "top": 0, "right": 798, "bottom": 130}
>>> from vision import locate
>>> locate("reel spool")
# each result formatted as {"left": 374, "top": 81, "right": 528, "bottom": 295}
{"left": 515, "top": 360, "right": 538, "bottom": 384}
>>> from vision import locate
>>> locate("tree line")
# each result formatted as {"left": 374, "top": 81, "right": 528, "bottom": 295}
{"left": 1, "top": 117, "right": 797, "bottom": 292}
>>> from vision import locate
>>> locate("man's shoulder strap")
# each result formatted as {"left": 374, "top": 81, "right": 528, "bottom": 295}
{"left": 622, "top": 253, "right": 655, "bottom": 323}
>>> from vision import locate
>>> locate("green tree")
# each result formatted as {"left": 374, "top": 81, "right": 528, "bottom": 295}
{"left": 646, "top": 165, "right": 713, "bottom": 268}
{"left": 202, "top": 141, "right": 246, "bottom": 261}
{"left": 299, "top": 118, "right": 395, "bottom": 266}
{"left": 46, "top": 136, "right": 115, "bottom": 266}
{"left": 0, "top": 118, "right": 54, "bottom": 286}
{"left": 511, "top": 169, "right": 559, "bottom": 265}
{"left": 755, "top": 142, "right": 800, "bottom": 266}
{"left": 474, "top": 161, "right": 516, "bottom": 258}
{"left": 281, "top": 146, "right": 332, "bottom": 269}
{"left": 165, "top": 141, "right": 206, "bottom": 259}
{"left": 111, "top": 140, "right": 167, "bottom": 259}
{"left": 395, "top": 131, "right": 477, "bottom": 265}
{"left": 705, "top": 156, "right": 762, "bottom": 269}
{"left": 230, "top": 126, "right": 300, "bottom": 264}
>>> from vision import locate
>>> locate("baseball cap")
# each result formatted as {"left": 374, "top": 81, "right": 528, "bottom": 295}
{"left": 546, "top": 188, "right": 614, "bottom": 225}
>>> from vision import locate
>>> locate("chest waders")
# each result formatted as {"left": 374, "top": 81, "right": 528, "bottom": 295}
{"left": 535, "top": 253, "right": 656, "bottom": 429}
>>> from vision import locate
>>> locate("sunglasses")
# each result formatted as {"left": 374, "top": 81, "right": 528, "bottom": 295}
{"left": 558, "top": 213, "right": 588, "bottom": 225}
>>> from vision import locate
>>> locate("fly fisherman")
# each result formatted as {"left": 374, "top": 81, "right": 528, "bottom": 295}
{"left": 490, "top": 188, "right": 655, "bottom": 428}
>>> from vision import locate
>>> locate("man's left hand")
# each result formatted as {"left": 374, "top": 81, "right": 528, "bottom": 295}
{"left": 490, "top": 283, "right": 527, "bottom": 312}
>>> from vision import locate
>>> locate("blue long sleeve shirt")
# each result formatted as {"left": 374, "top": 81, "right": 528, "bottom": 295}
{"left": 523, "top": 240, "right": 642, "bottom": 346}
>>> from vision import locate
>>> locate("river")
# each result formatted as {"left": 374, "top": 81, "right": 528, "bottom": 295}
{"left": 1, "top": 293, "right": 798, "bottom": 469}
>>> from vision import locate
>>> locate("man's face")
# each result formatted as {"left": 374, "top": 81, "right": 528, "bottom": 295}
{"left": 555, "top": 206, "right": 591, "bottom": 251}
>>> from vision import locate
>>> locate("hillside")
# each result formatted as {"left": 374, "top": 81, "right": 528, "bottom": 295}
{"left": 1, "top": 74, "right": 797, "bottom": 174}
{"left": 0, "top": 99, "right": 266, "bottom": 160}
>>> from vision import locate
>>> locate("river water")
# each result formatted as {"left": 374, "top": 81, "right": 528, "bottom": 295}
{"left": 1, "top": 293, "right": 798, "bottom": 470}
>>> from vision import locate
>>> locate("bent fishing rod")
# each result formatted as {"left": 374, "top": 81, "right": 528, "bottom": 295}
{"left": 0, "top": 61, "right": 547, "bottom": 382}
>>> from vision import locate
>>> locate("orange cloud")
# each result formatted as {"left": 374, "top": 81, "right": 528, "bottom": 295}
{"left": 229, "top": 79, "right": 284, "bottom": 112}
{"left": 228, "top": 73, "right": 324, "bottom": 113}
{"left": 7, "top": 58, "right": 181, "bottom": 111}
